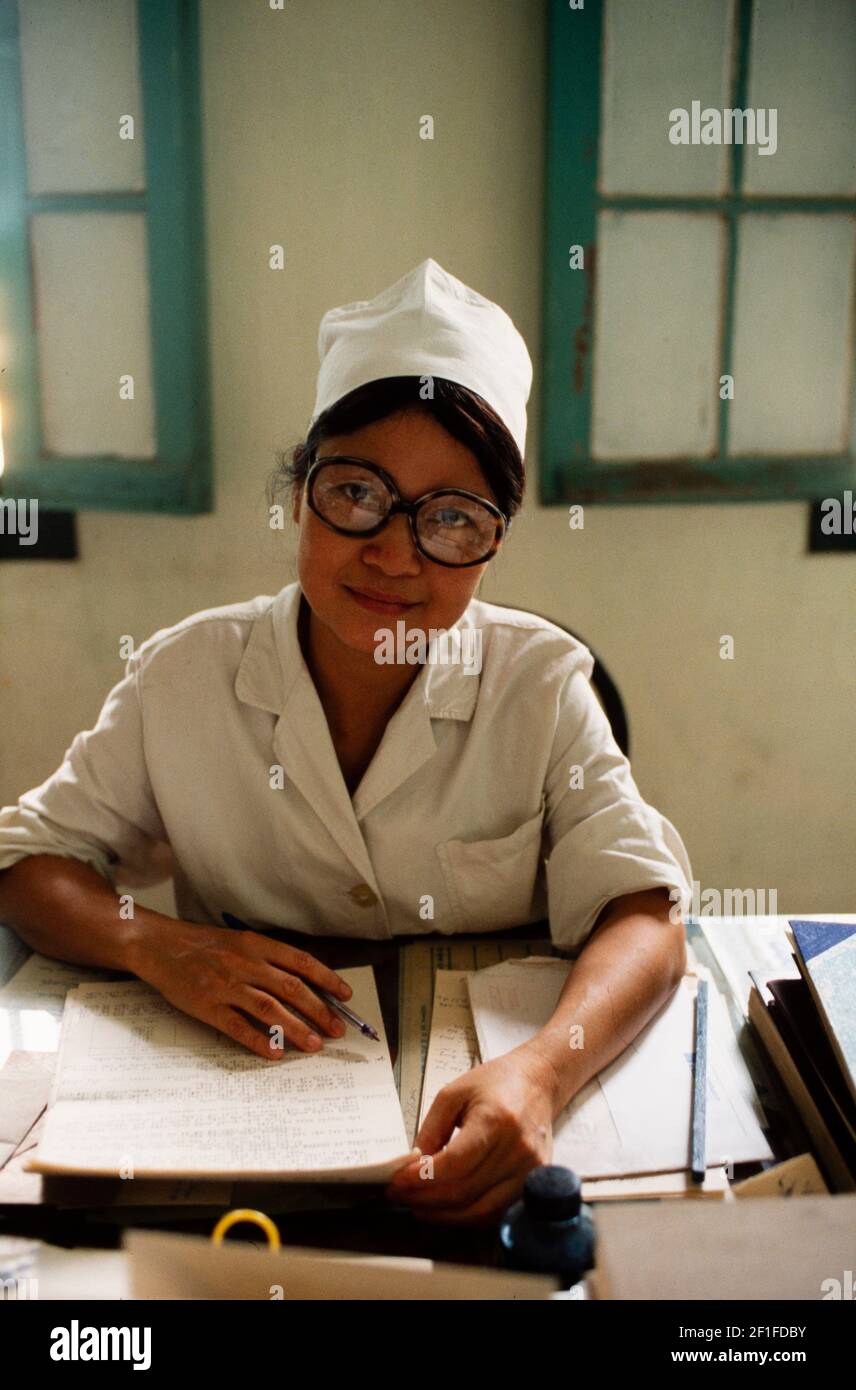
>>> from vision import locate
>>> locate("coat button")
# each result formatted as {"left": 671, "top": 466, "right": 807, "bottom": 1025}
{"left": 348, "top": 884, "right": 377, "bottom": 907}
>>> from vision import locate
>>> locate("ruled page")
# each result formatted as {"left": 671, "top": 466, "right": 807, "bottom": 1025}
{"left": 418, "top": 970, "right": 480, "bottom": 1130}
{"left": 30, "top": 968, "right": 413, "bottom": 1182}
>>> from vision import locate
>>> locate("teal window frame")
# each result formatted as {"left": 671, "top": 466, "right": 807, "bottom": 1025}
{"left": 0, "top": 0, "right": 212, "bottom": 513}
{"left": 541, "top": 0, "right": 856, "bottom": 506}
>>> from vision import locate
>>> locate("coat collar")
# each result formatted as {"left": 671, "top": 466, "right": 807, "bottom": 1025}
{"left": 235, "top": 581, "right": 480, "bottom": 723}
{"left": 234, "top": 582, "right": 480, "bottom": 880}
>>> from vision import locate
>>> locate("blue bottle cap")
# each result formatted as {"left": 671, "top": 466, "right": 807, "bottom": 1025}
{"left": 523, "top": 1165, "right": 581, "bottom": 1222}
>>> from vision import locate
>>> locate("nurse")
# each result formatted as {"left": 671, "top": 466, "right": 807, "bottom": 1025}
{"left": 0, "top": 259, "right": 693, "bottom": 1223}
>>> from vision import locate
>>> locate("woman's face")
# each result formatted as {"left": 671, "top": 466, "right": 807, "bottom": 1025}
{"left": 292, "top": 409, "right": 501, "bottom": 659}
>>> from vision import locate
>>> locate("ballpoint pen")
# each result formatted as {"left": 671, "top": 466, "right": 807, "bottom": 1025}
{"left": 221, "top": 911, "right": 380, "bottom": 1040}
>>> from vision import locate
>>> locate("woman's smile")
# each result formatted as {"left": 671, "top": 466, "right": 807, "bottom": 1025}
{"left": 344, "top": 584, "right": 421, "bottom": 616}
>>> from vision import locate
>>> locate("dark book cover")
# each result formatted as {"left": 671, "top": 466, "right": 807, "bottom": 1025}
{"left": 765, "top": 978, "right": 856, "bottom": 1174}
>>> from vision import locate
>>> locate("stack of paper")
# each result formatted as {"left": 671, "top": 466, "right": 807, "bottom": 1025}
{"left": 416, "top": 959, "right": 768, "bottom": 1189}
{"left": 28, "top": 968, "right": 414, "bottom": 1182}
{"left": 464, "top": 958, "right": 772, "bottom": 1180}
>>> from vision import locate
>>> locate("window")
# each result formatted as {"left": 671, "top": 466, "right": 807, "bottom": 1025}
{"left": 0, "top": 0, "right": 211, "bottom": 513}
{"left": 541, "top": 0, "right": 856, "bottom": 505}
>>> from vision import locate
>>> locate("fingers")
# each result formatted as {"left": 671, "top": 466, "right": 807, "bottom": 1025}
{"left": 420, "top": 1100, "right": 513, "bottom": 1189}
{"left": 206, "top": 1003, "right": 294, "bottom": 1061}
{"left": 235, "top": 984, "right": 348, "bottom": 1055}
{"left": 388, "top": 1091, "right": 514, "bottom": 1210}
{"left": 390, "top": 1114, "right": 513, "bottom": 1209}
{"left": 413, "top": 1086, "right": 466, "bottom": 1155}
{"left": 176, "top": 929, "right": 356, "bottom": 1055}
{"left": 207, "top": 995, "right": 331, "bottom": 1059}
{"left": 260, "top": 939, "right": 353, "bottom": 1002}
{"left": 148, "top": 924, "right": 355, "bottom": 1059}
{"left": 203, "top": 983, "right": 341, "bottom": 1060}
{"left": 252, "top": 963, "right": 346, "bottom": 1038}
{"left": 388, "top": 1070, "right": 554, "bottom": 1213}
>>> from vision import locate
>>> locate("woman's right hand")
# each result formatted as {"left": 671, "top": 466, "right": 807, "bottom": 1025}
{"left": 132, "top": 914, "right": 354, "bottom": 1060}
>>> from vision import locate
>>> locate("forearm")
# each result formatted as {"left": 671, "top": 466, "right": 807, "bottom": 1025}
{"left": 0, "top": 854, "right": 166, "bottom": 975}
{"left": 521, "top": 887, "right": 687, "bottom": 1118}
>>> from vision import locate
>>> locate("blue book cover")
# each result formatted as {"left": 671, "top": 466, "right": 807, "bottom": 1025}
{"left": 789, "top": 920, "right": 856, "bottom": 1109}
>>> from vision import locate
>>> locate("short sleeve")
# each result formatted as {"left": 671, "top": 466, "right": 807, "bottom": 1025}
{"left": 0, "top": 654, "right": 170, "bottom": 889}
{"left": 543, "top": 665, "right": 693, "bottom": 954}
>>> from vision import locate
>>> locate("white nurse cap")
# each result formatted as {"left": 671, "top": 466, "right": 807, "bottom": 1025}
{"left": 309, "top": 258, "right": 533, "bottom": 457}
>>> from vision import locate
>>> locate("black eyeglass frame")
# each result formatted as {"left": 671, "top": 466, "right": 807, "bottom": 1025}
{"left": 304, "top": 453, "right": 510, "bottom": 568}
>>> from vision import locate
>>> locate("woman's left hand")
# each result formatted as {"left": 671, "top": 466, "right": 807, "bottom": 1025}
{"left": 384, "top": 1045, "right": 559, "bottom": 1225}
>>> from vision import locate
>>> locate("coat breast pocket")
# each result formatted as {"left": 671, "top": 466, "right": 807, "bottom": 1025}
{"left": 436, "top": 802, "right": 546, "bottom": 933}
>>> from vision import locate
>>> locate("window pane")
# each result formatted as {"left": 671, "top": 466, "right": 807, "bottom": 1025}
{"left": 599, "top": 0, "right": 735, "bottom": 196}
{"left": 31, "top": 213, "right": 156, "bottom": 458}
{"left": 19, "top": 0, "right": 145, "bottom": 195}
{"left": 743, "top": 0, "right": 856, "bottom": 197}
{"left": 591, "top": 212, "right": 725, "bottom": 460}
{"left": 729, "top": 214, "right": 855, "bottom": 455}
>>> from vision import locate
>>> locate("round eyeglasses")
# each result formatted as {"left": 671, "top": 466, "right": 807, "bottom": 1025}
{"left": 304, "top": 454, "right": 508, "bottom": 568}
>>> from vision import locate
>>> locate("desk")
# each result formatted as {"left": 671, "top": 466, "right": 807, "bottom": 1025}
{"left": 0, "top": 920, "right": 555, "bottom": 1274}
{"left": 0, "top": 915, "right": 844, "bottom": 1289}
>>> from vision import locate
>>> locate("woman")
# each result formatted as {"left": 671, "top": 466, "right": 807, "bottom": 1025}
{"left": 0, "top": 260, "right": 692, "bottom": 1224}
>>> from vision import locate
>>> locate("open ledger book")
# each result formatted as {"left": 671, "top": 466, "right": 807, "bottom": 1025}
{"left": 28, "top": 968, "right": 417, "bottom": 1182}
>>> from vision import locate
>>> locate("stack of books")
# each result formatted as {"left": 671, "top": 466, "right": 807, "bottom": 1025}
{"left": 748, "top": 920, "right": 856, "bottom": 1192}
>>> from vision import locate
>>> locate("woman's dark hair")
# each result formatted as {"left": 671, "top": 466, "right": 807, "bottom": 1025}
{"left": 269, "top": 376, "right": 525, "bottom": 523}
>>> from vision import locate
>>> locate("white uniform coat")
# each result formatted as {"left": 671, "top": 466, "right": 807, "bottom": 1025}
{"left": 0, "top": 582, "right": 693, "bottom": 952}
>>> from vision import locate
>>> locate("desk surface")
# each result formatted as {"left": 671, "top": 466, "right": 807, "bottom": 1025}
{"left": 1, "top": 915, "right": 852, "bottom": 1284}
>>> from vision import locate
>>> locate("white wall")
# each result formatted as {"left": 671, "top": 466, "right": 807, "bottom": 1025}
{"left": 1, "top": 0, "right": 854, "bottom": 916}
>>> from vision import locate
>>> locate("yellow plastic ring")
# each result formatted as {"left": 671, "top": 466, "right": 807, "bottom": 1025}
{"left": 210, "top": 1208, "right": 281, "bottom": 1250}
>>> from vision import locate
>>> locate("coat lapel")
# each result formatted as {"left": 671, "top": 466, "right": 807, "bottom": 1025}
{"left": 234, "top": 583, "right": 479, "bottom": 881}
